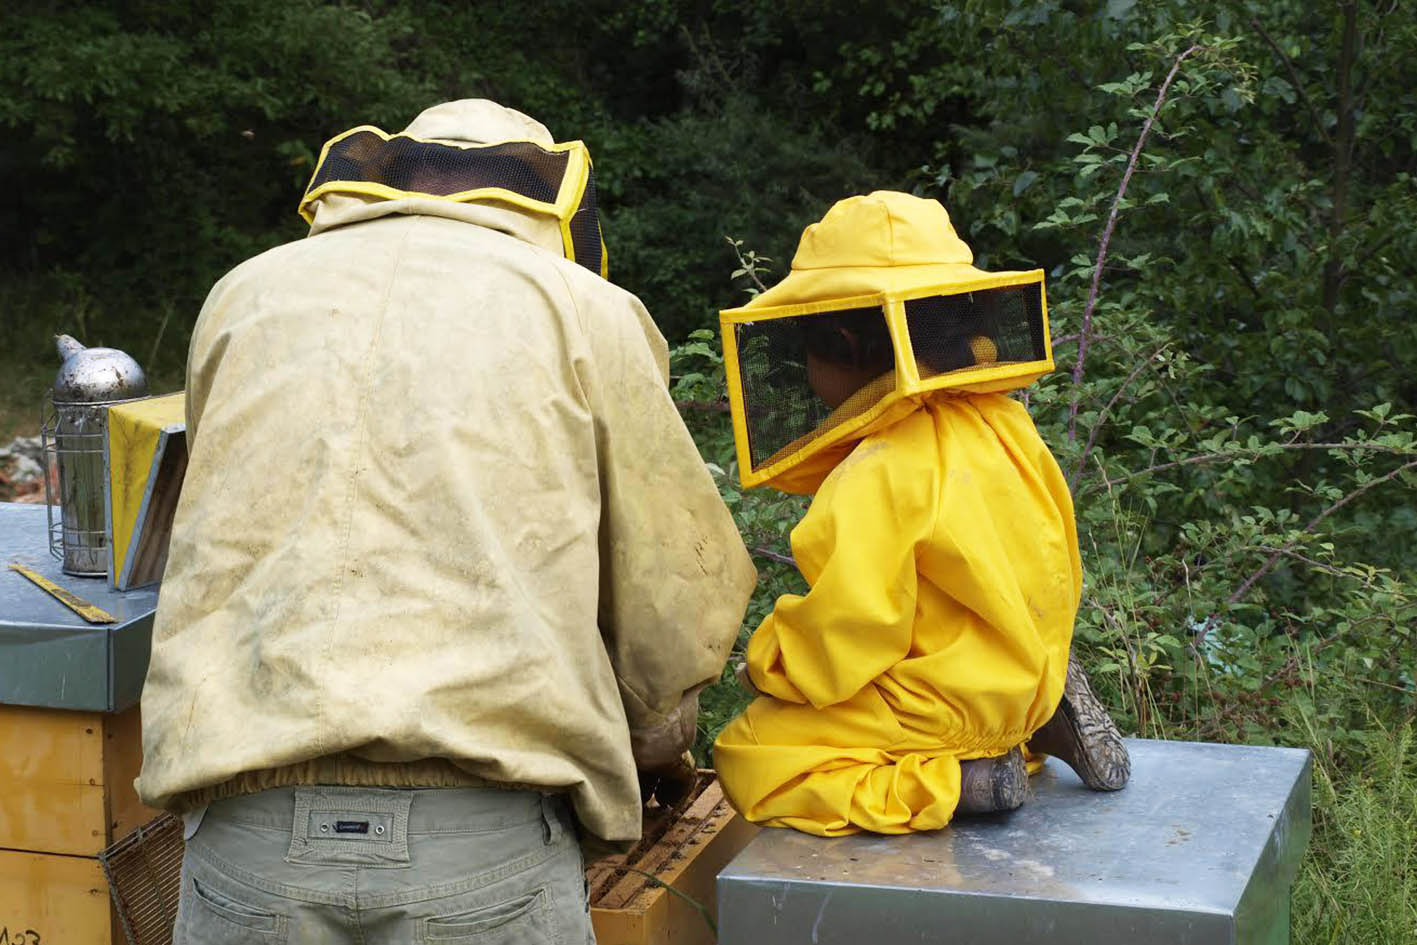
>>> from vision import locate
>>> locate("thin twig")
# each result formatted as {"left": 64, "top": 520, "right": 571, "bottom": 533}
{"left": 1069, "top": 44, "right": 1203, "bottom": 443}
{"left": 1226, "top": 545, "right": 1368, "bottom": 582}
{"left": 1069, "top": 342, "right": 1171, "bottom": 490}
{"left": 1247, "top": 15, "right": 1333, "bottom": 146}
{"left": 725, "top": 236, "right": 769, "bottom": 294}
{"left": 1225, "top": 457, "right": 1417, "bottom": 607}
{"left": 1078, "top": 440, "right": 1417, "bottom": 497}
{"left": 1051, "top": 332, "right": 1112, "bottom": 349}
{"left": 1346, "top": 228, "right": 1400, "bottom": 275}
{"left": 1261, "top": 620, "right": 1370, "bottom": 687}
{"left": 673, "top": 399, "right": 730, "bottom": 413}
{"left": 751, "top": 546, "right": 796, "bottom": 567}
{"left": 147, "top": 304, "right": 174, "bottom": 373}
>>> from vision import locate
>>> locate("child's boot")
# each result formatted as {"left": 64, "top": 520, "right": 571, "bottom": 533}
{"left": 957, "top": 746, "right": 1028, "bottom": 814}
{"left": 1027, "top": 655, "right": 1130, "bottom": 791}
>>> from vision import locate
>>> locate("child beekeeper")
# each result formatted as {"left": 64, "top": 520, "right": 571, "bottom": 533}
{"left": 712, "top": 191, "right": 1130, "bottom": 836}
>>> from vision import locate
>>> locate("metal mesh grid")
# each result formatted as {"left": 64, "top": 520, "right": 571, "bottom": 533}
{"left": 903, "top": 282, "right": 1046, "bottom": 380}
{"left": 733, "top": 306, "right": 893, "bottom": 472}
{"left": 566, "top": 164, "right": 604, "bottom": 275}
{"left": 41, "top": 394, "right": 115, "bottom": 575}
{"left": 306, "top": 131, "right": 604, "bottom": 273}
{"left": 100, "top": 814, "right": 184, "bottom": 945}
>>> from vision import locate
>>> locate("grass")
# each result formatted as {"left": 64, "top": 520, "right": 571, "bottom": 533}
{"left": 1292, "top": 719, "right": 1417, "bottom": 944}
{"left": 0, "top": 357, "right": 48, "bottom": 443}
{"left": 0, "top": 277, "right": 185, "bottom": 444}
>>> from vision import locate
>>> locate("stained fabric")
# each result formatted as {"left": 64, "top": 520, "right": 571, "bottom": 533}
{"left": 137, "top": 100, "right": 756, "bottom": 848}
{"left": 713, "top": 192, "right": 1077, "bottom": 835}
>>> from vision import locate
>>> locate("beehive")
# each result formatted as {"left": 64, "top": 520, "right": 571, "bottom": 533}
{"left": 588, "top": 775, "right": 758, "bottom": 945}
{"left": 0, "top": 703, "right": 161, "bottom": 945}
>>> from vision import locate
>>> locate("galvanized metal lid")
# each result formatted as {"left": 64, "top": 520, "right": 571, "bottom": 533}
{"left": 53, "top": 333, "right": 148, "bottom": 403}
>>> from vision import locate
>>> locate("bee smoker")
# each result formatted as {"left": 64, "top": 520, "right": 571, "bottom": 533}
{"left": 42, "top": 334, "right": 148, "bottom": 576}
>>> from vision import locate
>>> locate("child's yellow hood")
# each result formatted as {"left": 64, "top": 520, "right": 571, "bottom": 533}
{"left": 751, "top": 190, "right": 987, "bottom": 305}
{"left": 721, "top": 191, "right": 1053, "bottom": 493}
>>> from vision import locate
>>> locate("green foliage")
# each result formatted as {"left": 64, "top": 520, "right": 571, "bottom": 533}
{"left": 0, "top": 0, "right": 439, "bottom": 376}
{"left": 1293, "top": 719, "right": 1417, "bottom": 944}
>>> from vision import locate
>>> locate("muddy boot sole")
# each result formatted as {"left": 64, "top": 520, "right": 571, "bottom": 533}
{"left": 1028, "top": 656, "right": 1131, "bottom": 791}
{"left": 957, "top": 747, "right": 1029, "bottom": 815}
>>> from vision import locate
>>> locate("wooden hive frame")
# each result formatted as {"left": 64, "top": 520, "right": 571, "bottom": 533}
{"left": 587, "top": 773, "right": 758, "bottom": 945}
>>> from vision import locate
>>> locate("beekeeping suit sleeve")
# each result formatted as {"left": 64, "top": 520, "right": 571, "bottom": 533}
{"left": 579, "top": 289, "right": 757, "bottom": 767}
{"left": 745, "top": 436, "right": 935, "bottom": 708}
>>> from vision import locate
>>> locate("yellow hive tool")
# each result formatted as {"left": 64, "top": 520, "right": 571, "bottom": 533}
{"left": 8, "top": 562, "right": 117, "bottom": 624}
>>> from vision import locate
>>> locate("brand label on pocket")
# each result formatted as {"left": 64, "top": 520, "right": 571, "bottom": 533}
{"left": 334, "top": 820, "right": 370, "bottom": 834}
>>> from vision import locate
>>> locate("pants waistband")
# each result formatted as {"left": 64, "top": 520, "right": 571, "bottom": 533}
{"left": 204, "top": 784, "right": 552, "bottom": 836}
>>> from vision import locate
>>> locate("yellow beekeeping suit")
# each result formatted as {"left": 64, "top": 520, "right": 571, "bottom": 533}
{"left": 713, "top": 192, "right": 1079, "bottom": 835}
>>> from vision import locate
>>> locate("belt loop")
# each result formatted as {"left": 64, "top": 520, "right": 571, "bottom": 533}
{"left": 540, "top": 794, "right": 563, "bottom": 846}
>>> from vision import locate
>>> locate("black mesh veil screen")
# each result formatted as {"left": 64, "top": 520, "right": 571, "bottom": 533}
{"left": 734, "top": 306, "right": 892, "bottom": 471}
{"left": 306, "top": 131, "right": 569, "bottom": 204}
{"left": 306, "top": 130, "right": 606, "bottom": 273}
{"left": 904, "top": 282, "right": 1046, "bottom": 378}
{"left": 567, "top": 165, "right": 604, "bottom": 275}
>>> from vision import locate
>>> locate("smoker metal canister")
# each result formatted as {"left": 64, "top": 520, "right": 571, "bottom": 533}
{"left": 43, "top": 334, "right": 148, "bottom": 576}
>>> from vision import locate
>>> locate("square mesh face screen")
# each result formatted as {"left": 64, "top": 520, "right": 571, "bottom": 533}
{"left": 305, "top": 131, "right": 604, "bottom": 274}
{"left": 566, "top": 167, "right": 604, "bottom": 274}
{"left": 904, "top": 281, "right": 1046, "bottom": 379}
{"left": 308, "top": 131, "right": 568, "bottom": 203}
{"left": 733, "top": 306, "right": 893, "bottom": 471}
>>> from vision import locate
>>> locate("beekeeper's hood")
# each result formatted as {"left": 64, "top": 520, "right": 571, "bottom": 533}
{"left": 299, "top": 100, "right": 607, "bottom": 277}
{"left": 721, "top": 191, "right": 1053, "bottom": 493}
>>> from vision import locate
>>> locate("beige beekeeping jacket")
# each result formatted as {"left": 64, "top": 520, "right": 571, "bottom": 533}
{"left": 136, "top": 101, "right": 757, "bottom": 846}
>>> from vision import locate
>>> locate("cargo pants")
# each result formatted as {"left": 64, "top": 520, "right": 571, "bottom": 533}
{"left": 175, "top": 785, "right": 595, "bottom": 944}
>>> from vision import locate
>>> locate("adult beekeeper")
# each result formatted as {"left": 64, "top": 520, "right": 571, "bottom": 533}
{"left": 136, "top": 100, "right": 756, "bottom": 944}
{"left": 713, "top": 191, "right": 1129, "bottom": 837}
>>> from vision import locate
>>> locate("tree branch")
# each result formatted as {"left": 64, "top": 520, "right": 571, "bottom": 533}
{"left": 1051, "top": 332, "right": 1113, "bottom": 349}
{"left": 1346, "top": 228, "right": 1401, "bottom": 275}
{"left": 1078, "top": 440, "right": 1417, "bottom": 498}
{"left": 1321, "top": 1, "right": 1360, "bottom": 316}
{"left": 725, "top": 235, "right": 769, "bottom": 294}
{"left": 750, "top": 546, "right": 796, "bottom": 567}
{"left": 1069, "top": 343, "right": 1170, "bottom": 491}
{"left": 1247, "top": 15, "right": 1332, "bottom": 146}
{"left": 1227, "top": 545, "right": 1369, "bottom": 582}
{"left": 1225, "top": 457, "right": 1417, "bottom": 607}
{"left": 673, "top": 399, "right": 730, "bottom": 413}
{"left": 1224, "top": 255, "right": 1263, "bottom": 301}
{"left": 1069, "top": 44, "right": 1203, "bottom": 443}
